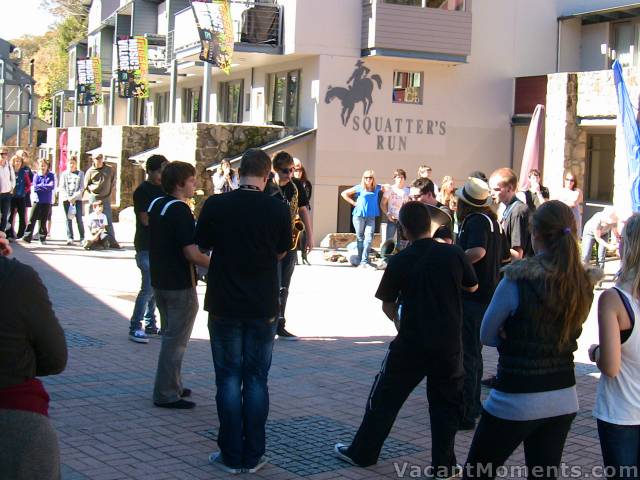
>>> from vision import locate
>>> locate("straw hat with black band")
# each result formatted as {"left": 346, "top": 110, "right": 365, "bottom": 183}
{"left": 455, "top": 177, "right": 494, "bottom": 208}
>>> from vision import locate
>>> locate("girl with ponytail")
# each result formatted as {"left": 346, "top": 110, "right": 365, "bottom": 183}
{"left": 463, "top": 200, "right": 597, "bottom": 479}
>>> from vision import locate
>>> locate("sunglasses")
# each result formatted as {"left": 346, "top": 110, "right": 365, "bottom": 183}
{"left": 364, "top": 176, "right": 374, "bottom": 180}
{"left": 565, "top": 178, "right": 575, "bottom": 182}
{"left": 278, "top": 167, "right": 293, "bottom": 174}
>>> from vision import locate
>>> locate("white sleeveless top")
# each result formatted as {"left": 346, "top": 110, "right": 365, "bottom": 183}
{"left": 593, "top": 287, "right": 640, "bottom": 425}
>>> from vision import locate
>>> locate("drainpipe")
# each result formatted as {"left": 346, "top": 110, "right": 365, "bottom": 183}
{"left": 28, "top": 59, "right": 34, "bottom": 147}
{"left": 109, "top": 76, "right": 116, "bottom": 125}
{"left": 202, "top": 61, "right": 211, "bottom": 122}
{"left": 16, "top": 86, "right": 23, "bottom": 147}
{"left": 556, "top": 19, "right": 561, "bottom": 73}
{"left": 169, "top": 59, "right": 178, "bottom": 122}
{"left": 0, "top": 59, "right": 5, "bottom": 144}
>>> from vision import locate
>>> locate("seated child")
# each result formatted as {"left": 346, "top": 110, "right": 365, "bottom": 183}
{"left": 83, "top": 200, "right": 116, "bottom": 250}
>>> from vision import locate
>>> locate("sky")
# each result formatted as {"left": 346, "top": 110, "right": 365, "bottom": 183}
{"left": 0, "top": 0, "right": 57, "bottom": 41}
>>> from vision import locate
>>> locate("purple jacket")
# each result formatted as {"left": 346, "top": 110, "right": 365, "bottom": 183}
{"left": 33, "top": 172, "right": 55, "bottom": 204}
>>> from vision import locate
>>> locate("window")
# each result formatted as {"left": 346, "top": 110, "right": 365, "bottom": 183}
{"left": 613, "top": 22, "right": 636, "bottom": 67}
{"left": 182, "top": 87, "right": 202, "bottom": 122}
{"left": 384, "top": 0, "right": 465, "bottom": 10}
{"left": 392, "top": 71, "right": 423, "bottom": 104}
{"left": 267, "top": 69, "right": 300, "bottom": 127}
{"left": 155, "top": 92, "right": 170, "bottom": 124}
{"left": 585, "top": 134, "right": 615, "bottom": 204}
{"left": 218, "top": 79, "right": 244, "bottom": 123}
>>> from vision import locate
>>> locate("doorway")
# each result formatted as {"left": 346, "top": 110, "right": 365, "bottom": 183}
{"left": 584, "top": 133, "right": 615, "bottom": 222}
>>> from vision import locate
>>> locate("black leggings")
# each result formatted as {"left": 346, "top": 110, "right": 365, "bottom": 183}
{"left": 464, "top": 409, "right": 576, "bottom": 480}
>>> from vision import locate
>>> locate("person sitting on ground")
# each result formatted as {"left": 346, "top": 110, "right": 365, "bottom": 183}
{"left": 581, "top": 207, "right": 620, "bottom": 270}
{"left": 334, "top": 201, "right": 478, "bottom": 479}
{"left": 0, "top": 231, "right": 68, "bottom": 479}
{"left": 83, "top": 200, "right": 116, "bottom": 250}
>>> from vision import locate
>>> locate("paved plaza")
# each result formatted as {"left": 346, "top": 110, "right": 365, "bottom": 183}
{"left": 11, "top": 211, "right": 612, "bottom": 480}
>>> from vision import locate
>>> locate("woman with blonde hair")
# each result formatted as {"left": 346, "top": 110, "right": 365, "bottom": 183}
{"left": 438, "top": 175, "right": 455, "bottom": 208}
{"left": 463, "top": 200, "right": 596, "bottom": 479}
{"left": 555, "top": 170, "right": 583, "bottom": 234}
{"left": 341, "top": 170, "right": 383, "bottom": 268}
{"left": 590, "top": 213, "right": 640, "bottom": 479}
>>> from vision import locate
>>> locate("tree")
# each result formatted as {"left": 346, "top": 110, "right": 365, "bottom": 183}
{"left": 40, "top": 0, "right": 91, "bottom": 18}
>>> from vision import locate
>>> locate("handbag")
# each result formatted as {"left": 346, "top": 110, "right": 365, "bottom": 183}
{"left": 67, "top": 203, "right": 76, "bottom": 219}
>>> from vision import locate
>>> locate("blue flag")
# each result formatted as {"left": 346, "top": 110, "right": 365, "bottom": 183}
{"left": 613, "top": 60, "right": 640, "bottom": 212}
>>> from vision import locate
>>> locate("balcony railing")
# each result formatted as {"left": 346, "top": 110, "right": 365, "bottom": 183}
{"left": 173, "top": 1, "right": 283, "bottom": 55}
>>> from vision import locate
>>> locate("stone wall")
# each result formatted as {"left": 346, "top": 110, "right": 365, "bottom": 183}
{"left": 577, "top": 67, "right": 640, "bottom": 118}
{"left": 66, "top": 127, "right": 102, "bottom": 171}
{"left": 119, "top": 126, "right": 160, "bottom": 212}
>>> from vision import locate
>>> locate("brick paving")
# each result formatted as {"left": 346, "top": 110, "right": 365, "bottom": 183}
{"left": 8, "top": 212, "right": 612, "bottom": 479}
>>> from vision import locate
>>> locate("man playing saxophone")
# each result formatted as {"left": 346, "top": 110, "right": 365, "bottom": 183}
{"left": 265, "top": 151, "right": 314, "bottom": 339}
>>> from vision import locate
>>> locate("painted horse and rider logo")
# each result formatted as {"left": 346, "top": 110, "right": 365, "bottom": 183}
{"left": 325, "top": 60, "right": 382, "bottom": 126}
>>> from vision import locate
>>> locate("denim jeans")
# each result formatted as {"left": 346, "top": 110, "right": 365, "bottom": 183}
{"left": 597, "top": 419, "right": 640, "bottom": 480}
{"left": 346, "top": 340, "right": 464, "bottom": 474}
{"left": 152, "top": 287, "right": 199, "bottom": 404}
{"left": 63, "top": 200, "right": 85, "bottom": 241}
{"left": 462, "top": 299, "right": 488, "bottom": 423}
{"left": 385, "top": 221, "right": 398, "bottom": 243}
{"left": 0, "top": 192, "right": 11, "bottom": 232}
{"left": 464, "top": 410, "right": 576, "bottom": 479}
{"left": 582, "top": 231, "right": 607, "bottom": 269}
{"left": 209, "top": 316, "right": 278, "bottom": 470}
{"left": 129, "top": 251, "right": 157, "bottom": 333}
{"left": 353, "top": 216, "right": 376, "bottom": 265}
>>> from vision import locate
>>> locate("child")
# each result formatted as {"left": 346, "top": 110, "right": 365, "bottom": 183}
{"left": 83, "top": 200, "right": 116, "bottom": 250}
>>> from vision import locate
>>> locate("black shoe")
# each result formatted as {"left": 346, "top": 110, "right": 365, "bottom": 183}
{"left": 154, "top": 399, "right": 196, "bottom": 409}
{"left": 145, "top": 326, "right": 160, "bottom": 336}
{"left": 276, "top": 326, "right": 298, "bottom": 340}
{"left": 334, "top": 443, "right": 368, "bottom": 467}
{"left": 181, "top": 388, "right": 192, "bottom": 398}
{"left": 458, "top": 418, "right": 476, "bottom": 431}
{"left": 20, "top": 236, "right": 32, "bottom": 243}
{"left": 481, "top": 375, "right": 497, "bottom": 388}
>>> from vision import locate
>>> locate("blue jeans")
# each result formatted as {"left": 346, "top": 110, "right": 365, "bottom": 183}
{"left": 598, "top": 419, "right": 640, "bottom": 480}
{"left": 209, "top": 316, "right": 278, "bottom": 470}
{"left": 582, "top": 231, "right": 607, "bottom": 269}
{"left": 63, "top": 200, "right": 85, "bottom": 241}
{"left": 129, "top": 251, "right": 157, "bottom": 333}
{"left": 353, "top": 216, "right": 376, "bottom": 265}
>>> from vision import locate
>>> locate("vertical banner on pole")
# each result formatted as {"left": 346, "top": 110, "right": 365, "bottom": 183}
{"left": 76, "top": 57, "right": 102, "bottom": 106}
{"left": 117, "top": 36, "right": 150, "bottom": 98}
{"left": 190, "top": 0, "right": 234, "bottom": 74}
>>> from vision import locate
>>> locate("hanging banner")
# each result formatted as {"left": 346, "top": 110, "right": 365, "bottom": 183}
{"left": 190, "top": 0, "right": 234, "bottom": 74}
{"left": 76, "top": 57, "right": 102, "bottom": 106}
{"left": 116, "top": 36, "right": 149, "bottom": 99}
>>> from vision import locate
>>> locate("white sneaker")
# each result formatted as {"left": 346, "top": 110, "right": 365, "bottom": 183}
{"left": 128, "top": 330, "right": 149, "bottom": 344}
{"left": 66, "top": 239, "right": 73, "bottom": 245}
{"left": 208, "top": 452, "right": 241, "bottom": 474}
{"left": 244, "top": 456, "right": 268, "bottom": 473}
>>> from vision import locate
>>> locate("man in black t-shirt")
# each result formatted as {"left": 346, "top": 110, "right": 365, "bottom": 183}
{"left": 489, "top": 168, "right": 533, "bottom": 260}
{"left": 454, "top": 177, "right": 509, "bottom": 430}
{"left": 149, "top": 162, "right": 210, "bottom": 410}
{"left": 264, "top": 151, "right": 314, "bottom": 339}
{"left": 128, "top": 154, "right": 167, "bottom": 344}
{"left": 195, "top": 149, "right": 291, "bottom": 474}
{"left": 334, "top": 202, "right": 478, "bottom": 477}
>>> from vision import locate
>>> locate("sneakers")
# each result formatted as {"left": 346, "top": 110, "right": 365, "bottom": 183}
{"left": 20, "top": 236, "right": 31, "bottom": 243}
{"left": 244, "top": 456, "right": 268, "bottom": 473}
{"left": 334, "top": 443, "right": 361, "bottom": 467}
{"left": 208, "top": 452, "right": 242, "bottom": 474}
{"left": 145, "top": 326, "right": 160, "bottom": 336}
{"left": 154, "top": 398, "right": 196, "bottom": 409}
{"left": 129, "top": 330, "right": 149, "bottom": 344}
{"left": 66, "top": 239, "right": 73, "bottom": 245}
{"left": 39, "top": 238, "right": 46, "bottom": 245}
{"left": 276, "top": 325, "right": 298, "bottom": 340}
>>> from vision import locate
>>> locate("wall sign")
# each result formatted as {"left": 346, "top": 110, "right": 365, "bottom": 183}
{"left": 76, "top": 57, "right": 102, "bottom": 106}
{"left": 325, "top": 61, "right": 447, "bottom": 152}
{"left": 190, "top": 0, "right": 234, "bottom": 74}
{"left": 117, "top": 36, "right": 149, "bottom": 99}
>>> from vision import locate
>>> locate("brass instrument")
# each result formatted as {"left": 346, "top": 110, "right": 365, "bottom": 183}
{"left": 289, "top": 181, "right": 305, "bottom": 250}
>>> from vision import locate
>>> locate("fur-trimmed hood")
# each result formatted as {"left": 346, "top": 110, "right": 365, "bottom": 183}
{"left": 503, "top": 256, "right": 604, "bottom": 286}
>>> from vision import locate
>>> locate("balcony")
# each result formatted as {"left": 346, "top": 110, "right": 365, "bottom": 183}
{"left": 361, "top": 0, "right": 472, "bottom": 63}
{"left": 173, "top": 1, "right": 283, "bottom": 59}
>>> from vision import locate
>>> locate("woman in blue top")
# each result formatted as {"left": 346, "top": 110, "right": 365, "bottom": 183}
{"left": 341, "top": 170, "right": 383, "bottom": 268}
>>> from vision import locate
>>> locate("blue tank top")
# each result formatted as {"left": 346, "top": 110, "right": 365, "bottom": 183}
{"left": 352, "top": 184, "right": 381, "bottom": 218}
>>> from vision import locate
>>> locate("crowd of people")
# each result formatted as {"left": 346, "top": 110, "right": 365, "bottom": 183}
{"left": 1, "top": 146, "right": 640, "bottom": 479}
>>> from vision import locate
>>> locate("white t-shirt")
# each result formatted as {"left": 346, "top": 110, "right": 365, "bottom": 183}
{"left": 88, "top": 212, "right": 108, "bottom": 231}
{"left": 383, "top": 185, "right": 410, "bottom": 219}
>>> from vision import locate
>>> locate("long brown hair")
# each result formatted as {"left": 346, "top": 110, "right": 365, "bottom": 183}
{"left": 532, "top": 200, "right": 592, "bottom": 345}
{"left": 619, "top": 213, "right": 640, "bottom": 300}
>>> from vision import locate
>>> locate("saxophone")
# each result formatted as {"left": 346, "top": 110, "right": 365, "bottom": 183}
{"left": 289, "top": 181, "right": 305, "bottom": 250}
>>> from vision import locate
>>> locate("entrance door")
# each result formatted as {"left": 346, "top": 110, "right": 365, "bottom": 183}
{"left": 584, "top": 133, "right": 615, "bottom": 222}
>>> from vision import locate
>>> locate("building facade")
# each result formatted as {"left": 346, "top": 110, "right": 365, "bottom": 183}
{"left": 68, "top": 0, "right": 640, "bottom": 241}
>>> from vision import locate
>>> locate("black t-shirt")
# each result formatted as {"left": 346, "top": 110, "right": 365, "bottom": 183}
{"left": 375, "top": 238, "right": 478, "bottom": 355}
{"left": 148, "top": 196, "right": 197, "bottom": 290}
{"left": 502, "top": 198, "right": 533, "bottom": 257}
{"left": 133, "top": 181, "right": 165, "bottom": 251}
{"left": 265, "top": 177, "right": 310, "bottom": 209}
{"left": 195, "top": 188, "right": 291, "bottom": 318}
{"left": 457, "top": 213, "right": 505, "bottom": 304}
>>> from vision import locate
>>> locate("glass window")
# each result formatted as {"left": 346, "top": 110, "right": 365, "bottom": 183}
{"left": 267, "top": 69, "right": 300, "bottom": 127}
{"left": 182, "top": 87, "right": 202, "bottom": 123}
{"left": 392, "top": 71, "right": 423, "bottom": 104}
{"left": 384, "top": 0, "right": 422, "bottom": 5}
{"left": 613, "top": 22, "right": 635, "bottom": 67}
{"left": 155, "top": 92, "right": 170, "bottom": 124}
{"left": 219, "top": 79, "right": 244, "bottom": 123}
{"left": 384, "top": 0, "right": 464, "bottom": 10}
